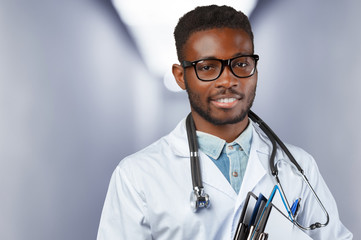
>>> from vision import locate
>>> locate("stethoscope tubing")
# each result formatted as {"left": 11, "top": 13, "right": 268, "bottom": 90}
{"left": 186, "top": 111, "right": 329, "bottom": 230}
{"left": 186, "top": 114, "right": 203, "bottom": 189}
{"left": 249, "top": 110, "right": 330, "bottom": 230}
{"left": 248, "top": 110, "right": 304, "bottom": 176}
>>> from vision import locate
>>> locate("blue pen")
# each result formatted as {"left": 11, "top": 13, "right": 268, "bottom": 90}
{"left": 291, "top": 198, "right": 301, "bottom": 216}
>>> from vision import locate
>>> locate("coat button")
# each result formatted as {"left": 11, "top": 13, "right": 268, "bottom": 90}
{"left": 232, "top": 171, "right": 238, "bottom": 177}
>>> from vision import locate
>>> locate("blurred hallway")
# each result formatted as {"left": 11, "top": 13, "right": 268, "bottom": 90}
{"left": 0, "top": 0, "right": 359, "bottom": 239}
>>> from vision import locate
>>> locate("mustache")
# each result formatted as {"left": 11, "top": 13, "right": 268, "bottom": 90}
{"left": 209, "top": 88, "right": 244, "bottom": 99}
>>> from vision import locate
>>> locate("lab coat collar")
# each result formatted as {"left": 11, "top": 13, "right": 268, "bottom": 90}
{"left": 167, "top": 118, "right": 189, "bottom": 158}
{"left": 168, "top": 118, "right": 236, "bottom": 198}
{"left": 168, "top": 118, "right": 272, "bottom": 157}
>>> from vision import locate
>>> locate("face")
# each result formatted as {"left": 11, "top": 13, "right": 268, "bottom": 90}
{"left": 173, "top": 28, "right": 257, "bottom": 126}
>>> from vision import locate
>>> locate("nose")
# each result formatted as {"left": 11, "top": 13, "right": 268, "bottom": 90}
{"left": 214, "top": 65, "right": 239, "bottom": 89}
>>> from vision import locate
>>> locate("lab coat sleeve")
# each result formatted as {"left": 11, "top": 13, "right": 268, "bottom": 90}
{"left": 97, "top": 164, "right": 152, "bottom": 240}
{"left": 294, "top": 149, "right": 353, "bottom": 240}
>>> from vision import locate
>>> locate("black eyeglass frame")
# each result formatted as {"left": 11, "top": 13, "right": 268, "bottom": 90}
{"left": 181, "top": 54, "right": 259, "bottom": 81}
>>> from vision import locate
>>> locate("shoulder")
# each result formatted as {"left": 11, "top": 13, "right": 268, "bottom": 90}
{"left": 111, "top": 134, "right": 174, "bottom": 197}
{"left": 250, "top": 120, "right": 318, "bottom": 172}
{"left": 118, "top": 135, "right": 170, "bottom": 172}
{"left": 282, "top": 143, "right": 318, "bottom": 171}
{"left": 116, "top": 117, "right": 188, "bottom": 177}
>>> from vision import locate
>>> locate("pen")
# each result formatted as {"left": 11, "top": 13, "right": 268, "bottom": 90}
{"left": 291, "top": 198, "right": 301, "bottom": 216}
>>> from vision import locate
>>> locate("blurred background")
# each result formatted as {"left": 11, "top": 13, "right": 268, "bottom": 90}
{"left": 0, "top": 0, "right": 360, "bottom": 239}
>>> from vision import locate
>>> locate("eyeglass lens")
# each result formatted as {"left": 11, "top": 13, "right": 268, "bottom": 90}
{"left": 195, "top": 56, "right": 256, "bottom": 81}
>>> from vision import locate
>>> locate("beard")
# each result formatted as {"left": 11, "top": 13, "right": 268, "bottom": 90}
{"left": 185, "top": 79, "right": 256, "bottom": 126}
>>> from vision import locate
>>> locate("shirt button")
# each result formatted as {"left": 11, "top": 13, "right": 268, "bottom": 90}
{"left": 228, "top": 145, "right": 234, "bottom": 150}
{"left": 232, "top": 171, "right": 238, "bottom": 177}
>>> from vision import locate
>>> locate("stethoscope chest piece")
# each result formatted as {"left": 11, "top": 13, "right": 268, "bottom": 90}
{"left": 190, "top": 187, "right": 210, "bottom": 212}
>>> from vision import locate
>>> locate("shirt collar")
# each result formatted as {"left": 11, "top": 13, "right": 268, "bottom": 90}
{"left": 196, "top": 120, "right": 253, "bottom": 159}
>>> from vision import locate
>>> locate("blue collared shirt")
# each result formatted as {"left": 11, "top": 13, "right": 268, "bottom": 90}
{"left": 196, "top": 122, "right": 253, "bottom": 194}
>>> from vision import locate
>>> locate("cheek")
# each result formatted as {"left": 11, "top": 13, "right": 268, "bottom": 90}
{"left": 185, "top": 74, "right": 213, "bottom": 97}
{"left": 244, "top": 76, "right": 257, "bottom": 92}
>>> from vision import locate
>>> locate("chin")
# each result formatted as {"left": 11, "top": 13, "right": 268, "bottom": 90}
{"left": 207, "top": 110, "right": 249, "bottom": 126}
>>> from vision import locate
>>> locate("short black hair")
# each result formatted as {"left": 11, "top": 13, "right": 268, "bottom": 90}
{"left": 174, "top": 5, "right": 254, "bottom": 62}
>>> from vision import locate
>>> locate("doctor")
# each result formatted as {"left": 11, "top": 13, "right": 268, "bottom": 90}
{"left": 97, "top": 5, "right": 352, "bottom": 240}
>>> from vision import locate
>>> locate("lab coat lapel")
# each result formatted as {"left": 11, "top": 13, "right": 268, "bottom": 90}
{"left": 199, "top": 152, "right": 237, "bottom": 199}
{"left": 235, "top": 124, "right": 271, "bottom": 208}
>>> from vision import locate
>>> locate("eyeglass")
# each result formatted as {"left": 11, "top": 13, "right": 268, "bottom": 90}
{"left": 181, "top": 55, "right": 259, "bottom": 81}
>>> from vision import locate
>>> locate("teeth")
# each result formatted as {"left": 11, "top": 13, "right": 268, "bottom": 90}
{"left": 216, "top": 98, "right": 236, "bottom": 103}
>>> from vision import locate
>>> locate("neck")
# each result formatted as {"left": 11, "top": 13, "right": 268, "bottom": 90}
{"left": 191, "top": 111, "right": 249, "bottom": 143}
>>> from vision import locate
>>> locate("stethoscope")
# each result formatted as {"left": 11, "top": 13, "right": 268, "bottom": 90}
{"left": 185, "top": 110, "right": 330, "bottom": 231}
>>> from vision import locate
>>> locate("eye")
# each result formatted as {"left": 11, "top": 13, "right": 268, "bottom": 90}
{"left": 232, "top": 61, "right": 249, "bottom": 68}
{"left": 196, "top": 60, "right": 219, "bottom": 72}
{"left": 198, "top": 65, "right": 213, "bottom": 71}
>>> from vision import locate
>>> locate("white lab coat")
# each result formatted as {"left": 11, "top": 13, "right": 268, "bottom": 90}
{"left": 97, "top": 118, "right": 352, "bottom": 240}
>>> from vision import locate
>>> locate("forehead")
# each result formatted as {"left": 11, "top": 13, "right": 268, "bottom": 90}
{"left": 183, "top": 28, "right": 253, "bottom": 61}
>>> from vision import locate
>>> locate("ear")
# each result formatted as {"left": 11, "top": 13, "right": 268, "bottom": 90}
{"left": 172, "top": 64, "right": 186, "bottom": 90}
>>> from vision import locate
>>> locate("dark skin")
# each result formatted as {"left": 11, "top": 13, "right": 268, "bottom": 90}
{"left": 172, "top": 28, "right": 257, "bottom": 143}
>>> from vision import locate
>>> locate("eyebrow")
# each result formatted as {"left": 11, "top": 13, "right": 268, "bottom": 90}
{"left": 195, "top": 52, "right": 254, "bottom": 61}
{"left": 231, "top": 52, "right": 254, "bottom": 58}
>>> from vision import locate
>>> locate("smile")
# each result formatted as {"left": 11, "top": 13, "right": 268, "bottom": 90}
{"left": 215, "top": 98, "right": 237, "bottom": 103}
{"left": 211, "top": 97, "right": 240, "bottom": 108}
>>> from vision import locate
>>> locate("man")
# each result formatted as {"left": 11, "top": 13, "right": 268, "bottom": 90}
{"left": 97, "top": 5, "right": 352, "bottom": 239}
